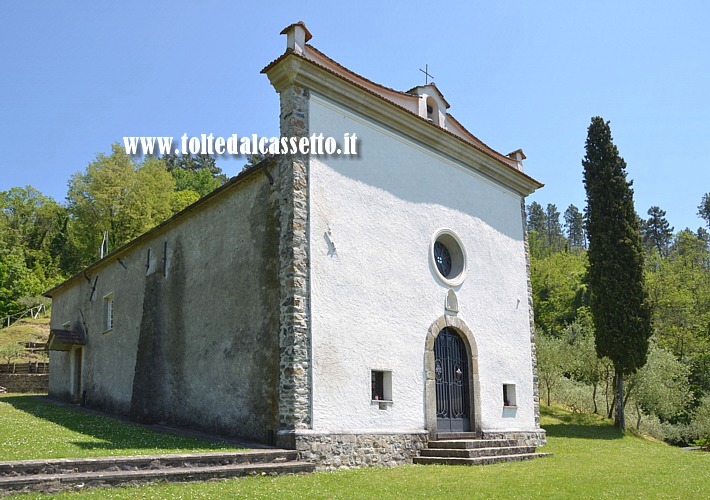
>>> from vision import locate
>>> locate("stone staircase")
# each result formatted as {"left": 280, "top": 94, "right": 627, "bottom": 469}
{"left": 0, "top": 449, "right": 314, "bottom": 494}
{"left": 414, "top": 433, "right": 551, "bottom": 466}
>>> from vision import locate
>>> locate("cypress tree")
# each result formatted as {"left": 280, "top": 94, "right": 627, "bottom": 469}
{"left": 582, "top": 117, "right": 652, "bottom": 431}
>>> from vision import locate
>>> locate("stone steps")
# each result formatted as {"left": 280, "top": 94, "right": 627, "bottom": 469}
{"left": 0, "top": 450, "right": 314, "bottom": 494}
{"left": 414, "top": 438, "right": 551, "bottom": 466}
{"left": 414, "top": 452, "right": 552, "bottom": 466}
{"left": 427, "top": 439, "right": 521, "bottom": 449}
{"left": 436, "top": 432, "right": 479, "bottom": 440}
{"left": 419, "top": 445, "right": 537, "bottom": 458}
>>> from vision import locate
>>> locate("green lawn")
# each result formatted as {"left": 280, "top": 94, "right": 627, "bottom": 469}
{"left": 0, "top": 394, "right": 243, "bottom": 460}
{"left": 8, "top": 404, "right": 709, "bottom": 499}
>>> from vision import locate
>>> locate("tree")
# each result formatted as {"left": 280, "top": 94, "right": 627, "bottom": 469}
{"left": 527, "top": 202, "right": 546, "bottom": 233}
{"left": 536, "top": 331, "right": 571, "bottom": 406}
{"left": 527, "top": 201, "right": 547, "bottom": 258}
{"left": 628, "top": 342, "right": 693, "bottom": 431}
{"left": 244, "top": 152, "right": 268, "bottom": 170}
{"left": 698, "top": 193, "right": 710, "bottom": 229}
{"left": 646, "top": 230, "right": 710, "bottom": 362}
{"left": 67, "top": 144, "right": 177, "bottom": 266}
{"left": 582, "top": 117, "right": 652, "bottom": 431}
{"left": 671, "top": 228, "right": 710, "bottom": 267}
{"left": 691, "top": 396, "right": 710, "bottom": 450}
{"left": 564, "top": 204, "right": 585, "bottom": 251}
{"left": 0, "top": 343, "right": 24, "bottom": 365}
{"left": 163, "top": 152, "right": 226, "bottom": 180}
{"left": 545, "top": 204, "right": 565, "bottom": 252}
{"left": 171, "top": 168, "right": 222, "bottom": 198}
{"left": 0, "top": 248, "right": 44, "bottom": 317}
{"left": 531, "top": 251, "right": 588, "bottom": 334}
{"left": 565, "top": 318, "right": 609, "bottom": 414}
{"left": 0, "top": 186, "right": 66, "bottom": 279}
{"left": 643, "top": 206, "right": 674, "bottom": 256}
{"left": 163, "top": 152, "right": 226, "bottom": 197}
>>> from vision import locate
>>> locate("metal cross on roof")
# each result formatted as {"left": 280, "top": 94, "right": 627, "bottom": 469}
{"left": 419, "top": 64, "right": 434, "bottom": 85}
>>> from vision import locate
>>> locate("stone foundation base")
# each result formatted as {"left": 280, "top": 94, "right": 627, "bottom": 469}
{"left": 480, "top": 429, "right": 547, "bottom": 447}
{"left": 285, "top": 431, "right": 428, "bottom": 470}
{"left": 276, "top": 428, "right": 545, "bottom": 470}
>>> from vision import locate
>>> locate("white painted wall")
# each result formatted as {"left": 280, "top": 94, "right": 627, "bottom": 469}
{"left": 308, "top": 94, "right": 536, "bottom": 433}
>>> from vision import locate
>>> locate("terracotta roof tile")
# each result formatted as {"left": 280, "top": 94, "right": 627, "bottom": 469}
{"left": 262, "top": 46, "right": 542, "bottom": 188}
{"left": 280, "top": 21, "right": 312, "bottom": 42}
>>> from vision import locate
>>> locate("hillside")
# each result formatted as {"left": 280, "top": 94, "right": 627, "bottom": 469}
{"left": 0, "top": 317, "right": 50, "bottom": 363}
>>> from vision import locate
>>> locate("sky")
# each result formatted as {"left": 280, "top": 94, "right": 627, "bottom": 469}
{"left": 1, "top": 1, "right": 708, "bottom": 232}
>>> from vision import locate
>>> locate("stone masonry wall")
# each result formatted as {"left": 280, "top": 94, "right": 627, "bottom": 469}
{"left": 276, "top": 84, "right": 312, "bottom": 447}
{"left": 295, "top": 433, "right": 428, "bottom": 470}
{"left": 521, "top": 200, "right": 542, "bottom": 432}
{"left": 0, "top": 374, "right": 48, "bottom": 393}
{"left": 481, "top": 430, "right": 547, "bottom": 447}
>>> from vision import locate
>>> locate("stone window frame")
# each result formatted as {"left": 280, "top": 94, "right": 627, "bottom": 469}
{"left": 430, "top": 228, "right": 467, "bottom": 287}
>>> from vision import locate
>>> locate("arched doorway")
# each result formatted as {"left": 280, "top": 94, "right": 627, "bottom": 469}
{"left": 434, "top": 327, "right": 470, "bottom": 432}
{"left": 425, "top": 316, "right": 480, "bottom": 438}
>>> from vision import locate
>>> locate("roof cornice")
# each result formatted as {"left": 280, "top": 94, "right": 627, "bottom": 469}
{"left": 262, "top": 51, "right": 543, "bottom": 196}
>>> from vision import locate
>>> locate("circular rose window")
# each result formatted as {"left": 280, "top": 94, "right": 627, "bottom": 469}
{"left": 430, "top": 229, "right": 467, "bottom": 286}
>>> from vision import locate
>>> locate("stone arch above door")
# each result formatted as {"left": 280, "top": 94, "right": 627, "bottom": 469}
{"left": 424, "top": 316, "right": 481, "bottom": 439}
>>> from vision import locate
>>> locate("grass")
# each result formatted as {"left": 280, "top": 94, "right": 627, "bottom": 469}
{"left": 8, "top": 404, "right": 709, "bottom": 499}
{"left": 0, "top": 317, "right": 50, "bottom": 363}
{"left": 0, "top": 394, "right": 243, "bottom": 461}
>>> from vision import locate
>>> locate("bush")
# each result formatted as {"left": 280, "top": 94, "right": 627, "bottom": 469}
{"left": 690, "top": 397, "right": 710, "bottom": 450}
{"left": 633, "top": 413, "right": 694, "bottom": 444}
{"left": 554, "top": 376, "right": 597, "bottom": 414}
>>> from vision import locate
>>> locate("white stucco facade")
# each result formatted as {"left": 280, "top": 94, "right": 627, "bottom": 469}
{"left": 308, "top": 94, "right": 537, "bottom": 435}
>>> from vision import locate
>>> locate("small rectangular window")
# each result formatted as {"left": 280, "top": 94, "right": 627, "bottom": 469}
{"left": 371, "top": 370, "right": 392, "bottom": 402}
{"left": 103, "top": 293, "right": 114, "bottom": 332}
{"left": 503, "top": 384, "right": 517, "bottom": 407}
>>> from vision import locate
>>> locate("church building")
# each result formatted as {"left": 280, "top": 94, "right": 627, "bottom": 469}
{"left": 46, "top": 22, "right": 545, "bottom": 468}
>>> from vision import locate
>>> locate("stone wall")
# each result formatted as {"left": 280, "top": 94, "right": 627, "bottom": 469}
{"left": 295, "top": 432, "right": 428, "bottom": 470}
{"left": 521, "top": 200, "right": 542, "bottom": 430}
{"left": 275, "top": 83, "right": 312, "bottom": 447}
{"left": 481, "top": 430, "right": 547, "bottom": 447}
{"left": 48, "top": 166, "right": 282, "bottom": 444}
{"left": 0, "top": 374, "right": 48, "bottom": 393}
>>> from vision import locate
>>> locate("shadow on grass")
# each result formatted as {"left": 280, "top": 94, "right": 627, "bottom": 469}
{"left": 541, "top": 406, "right": 624, "bottom": 440}
{"left": 544, "top": 422, "right": 623, "bottom": 440}
{"left": 1, "top": 395, "right": 227, "bottom": 452}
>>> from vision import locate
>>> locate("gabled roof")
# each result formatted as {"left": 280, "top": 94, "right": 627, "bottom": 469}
{"left": 262, "top": 40, "right": 543, "bottom": 192}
